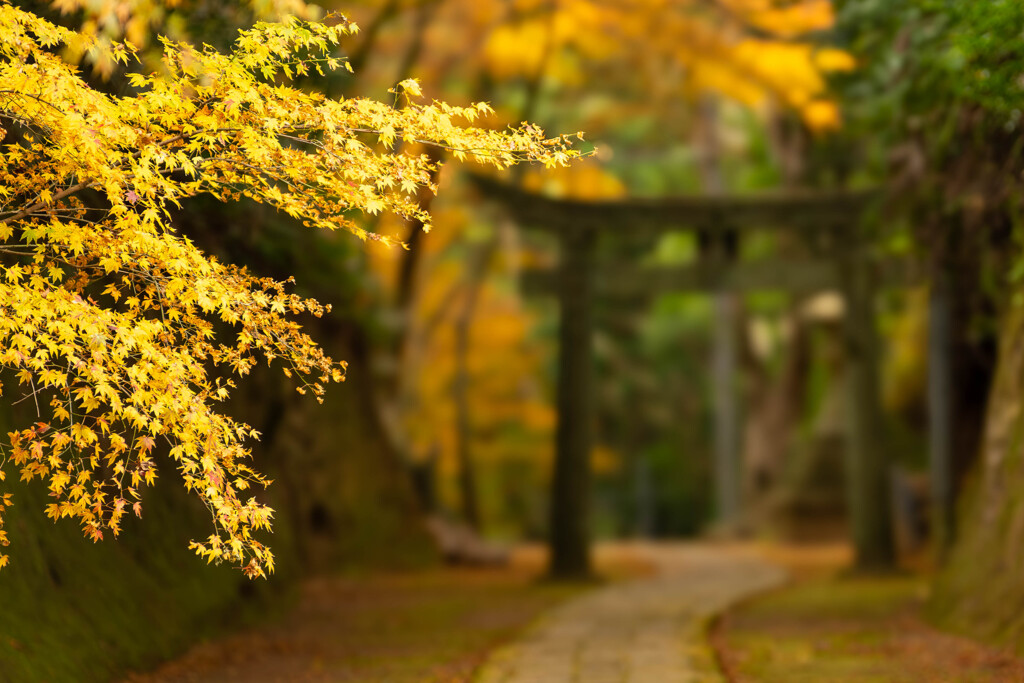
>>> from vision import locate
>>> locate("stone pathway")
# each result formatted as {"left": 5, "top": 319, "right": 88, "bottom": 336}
{"left": 475, "top": 544, "right": 786, "bottom": 683}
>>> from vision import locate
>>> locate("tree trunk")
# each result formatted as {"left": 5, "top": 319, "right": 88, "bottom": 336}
{"left": 932, "top": 301, "right": 1024, "bottom": 649}
{"left": 741, "top": 312, "right": 811, "bottom": 508}
{"left": 451, "top": 241, "right": 496, "bottom": 530}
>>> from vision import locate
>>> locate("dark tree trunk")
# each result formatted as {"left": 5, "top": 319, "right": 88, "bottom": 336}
{"left": 932, "top": 300, "right": 1024, "bottom": 648}
{"left": 451, "top": 241, "right": 496, "bottom": 530}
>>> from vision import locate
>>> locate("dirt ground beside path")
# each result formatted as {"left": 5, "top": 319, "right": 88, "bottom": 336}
{"left": 123, "top": 544, "right": 652, "bottom": 683}
{"left": 122, "top": 540, "right": 1024, "bottom": 683}
{"left": 715, "top": 543, "right": 1024, "bottom": 683}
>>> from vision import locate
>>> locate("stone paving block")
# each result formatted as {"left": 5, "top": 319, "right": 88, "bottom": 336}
{"left": 473, "top": 543, "right": 786, "bottom": 683}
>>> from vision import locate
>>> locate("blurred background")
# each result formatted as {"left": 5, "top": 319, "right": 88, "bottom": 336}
{"left": 4, "top": 0, "right": 1024, "bottom": 681}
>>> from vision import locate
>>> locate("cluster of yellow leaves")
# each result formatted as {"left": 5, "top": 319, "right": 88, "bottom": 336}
{"left": 51, "top": 0, "right": 321, "bottom": 76}
{"left": 519, "top": 159, "right": 628, "bottom": 201}
{"left": 467, "top": 0, "right": 855, "bottom": 130}
{"left": 0, "top": 2, "right": 578, "bottom": 576}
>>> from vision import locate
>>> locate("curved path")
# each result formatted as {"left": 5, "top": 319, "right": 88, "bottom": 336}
{"left": 476, "top": 544, "right": 786, "bottom": 683}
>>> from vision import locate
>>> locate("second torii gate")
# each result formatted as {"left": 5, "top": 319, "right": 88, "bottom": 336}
{"left": 474, "top": 177, "right": 938, "bottom": 578}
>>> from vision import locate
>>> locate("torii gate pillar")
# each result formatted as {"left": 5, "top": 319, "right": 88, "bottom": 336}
{"left": 840, "top": 225, "right": 896, "bottom": 570}
{"left": 548, "top": 227, "right": 596, "bottom": 579}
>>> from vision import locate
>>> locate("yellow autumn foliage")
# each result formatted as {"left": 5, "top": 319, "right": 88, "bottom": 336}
{"left": 0, "top": 3, "right": 579, "bottom": 575}
{"left": 474, "top": 0, "right": 854, "bottom": 130}
{"left": 521, "top": 160, "right": 628, "bottom": 201}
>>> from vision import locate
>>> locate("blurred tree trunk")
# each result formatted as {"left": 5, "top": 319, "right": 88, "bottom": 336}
{"left": 344, "top": 0, "right": 401, "bottom": 81}
{"left": 928, "top": 206, "right": 1011, "bottom": 637}
{"left": 738, "top": 111, "right": 813, "bottom": 524}
{"left": 451, "top": 241, "right": 497, "bottom": 530}
{"left": 931, "top": 296, "right": 1024, "bottom": 647}
{"left": 740, "top": 315, "right": 811, "bottom": 506}
{"left": 938, "top": 217, "right": 1000, "bottom": 518}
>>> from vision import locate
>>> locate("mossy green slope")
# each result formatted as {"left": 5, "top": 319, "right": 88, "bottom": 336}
{"left": 0, "top": 464, "right": 264, "bottom": 683}
{"left": 0, "top": 330, "right": 435, "bottom": 681}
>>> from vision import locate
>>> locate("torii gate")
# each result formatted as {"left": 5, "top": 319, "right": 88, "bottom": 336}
{"left": 473, "top": 176, "right": 950, "bottom": 577}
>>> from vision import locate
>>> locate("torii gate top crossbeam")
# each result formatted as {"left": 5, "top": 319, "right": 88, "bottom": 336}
{"left": 472, "top": 175, "right": 877, "bottom": 233}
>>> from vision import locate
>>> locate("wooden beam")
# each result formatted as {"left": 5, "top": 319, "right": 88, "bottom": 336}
{"left": 521, "top": 257, "right": 921, "bottom": 298}
{"left": 471, "top": 175, "right": 878, "bottom": 233}
{"left": 523, "top": 260, "right": 836, "bottom": 296}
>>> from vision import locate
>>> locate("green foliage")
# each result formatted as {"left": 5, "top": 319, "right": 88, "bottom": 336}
{"left": 835, "top": 0, "right": 1024, "bottom": 179}
{"left": 831, "top": 0, "right": 1024, "bottom": 322}
{"left": 931, "top": 0, "right": 1024, "bottom": 116}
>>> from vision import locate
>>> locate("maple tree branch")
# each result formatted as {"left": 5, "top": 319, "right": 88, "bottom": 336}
{"left": 0, "top": 180, "right": 99, "bottom": 224}
{"left": 0, "top": 89, "right": 66, "bottom": 116}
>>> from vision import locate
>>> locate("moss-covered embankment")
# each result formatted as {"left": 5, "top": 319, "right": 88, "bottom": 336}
{"left": 0, "top": 327, "right": 435, "bottom": 682}
{"left": 931, "top": 300, "right": 1024, "bottom": 650}
{"left": 0, "top": 458, "right": 264, "bottom": 683}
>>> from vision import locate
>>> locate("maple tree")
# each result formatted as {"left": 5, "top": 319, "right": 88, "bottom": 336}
{"left": 0, "top": 2, "right": 579, "bottom": 577}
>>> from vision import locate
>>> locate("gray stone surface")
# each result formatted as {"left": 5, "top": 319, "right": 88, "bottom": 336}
{"left": 476, "top": 544, "right": 785, "bottom": 683}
